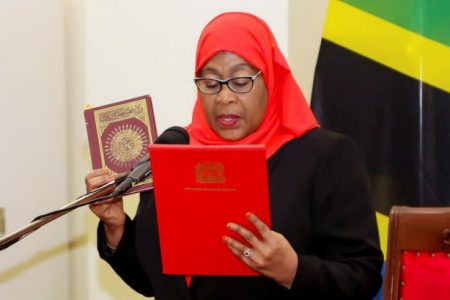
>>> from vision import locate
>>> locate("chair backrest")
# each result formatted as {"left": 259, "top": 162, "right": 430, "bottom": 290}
{"left": 384, "top": 206, "right": 450, "bottom": 300}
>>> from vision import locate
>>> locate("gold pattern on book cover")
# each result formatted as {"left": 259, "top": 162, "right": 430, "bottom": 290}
{"left": 107, "top": 125, "right": 145, "bottom": 165}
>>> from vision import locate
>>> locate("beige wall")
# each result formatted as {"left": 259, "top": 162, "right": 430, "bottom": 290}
{"left": 0, "top": 0, "right": 69, "bottom": 299}
{"left": 288, "top": 0, "right": 329, "bottom": 102}
{"left": 1, "top": 1, "right": 329, "bottom": 299}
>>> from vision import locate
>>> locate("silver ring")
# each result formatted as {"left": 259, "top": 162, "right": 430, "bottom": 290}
{"left": 243, "top": 248, "right": 252, "bottom": 257}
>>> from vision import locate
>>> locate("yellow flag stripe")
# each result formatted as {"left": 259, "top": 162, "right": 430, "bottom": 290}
{"left": 323, "top": 0, "right": 450, "bottom": 93}
{"left": 376, "top": 212, "right": 389, "bottom": 260}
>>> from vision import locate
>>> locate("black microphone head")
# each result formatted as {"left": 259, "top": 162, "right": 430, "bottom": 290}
{"left": 154, "top": 126, "right": 189, "bottom": 145}
{"left": 132, "top": 126, "right": 188, "bottom": 169}
{"left": 113, "top": 126, "right": 189, "bottom": 196}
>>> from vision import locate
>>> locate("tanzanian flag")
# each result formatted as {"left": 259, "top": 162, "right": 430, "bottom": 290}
{"left": 311, "top": 1, "right": 450, "bottom": 297}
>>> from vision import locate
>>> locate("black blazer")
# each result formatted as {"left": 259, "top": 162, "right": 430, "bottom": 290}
{"left": 98, "top": 128, "right": 383, "bottom": 300}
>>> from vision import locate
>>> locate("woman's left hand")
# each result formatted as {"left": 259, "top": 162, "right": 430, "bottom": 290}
{"left": 223, "top": 212, "right": 299, "bottom": 289}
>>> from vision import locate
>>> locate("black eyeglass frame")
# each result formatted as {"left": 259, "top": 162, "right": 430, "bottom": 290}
{"left": 193, "top": 70, "right": 262, "bottom": 95}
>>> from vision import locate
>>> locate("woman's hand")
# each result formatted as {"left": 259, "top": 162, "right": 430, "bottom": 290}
{"left": 85, "top": 168, "right": 126, "bottom": 249}
{"left": 223, "top": 212, "right": 298, "bottom": 289}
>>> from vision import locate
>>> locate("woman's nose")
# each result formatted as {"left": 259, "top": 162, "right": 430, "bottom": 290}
{"left": 216, "top": 84, "right": 238, "bottom": 104}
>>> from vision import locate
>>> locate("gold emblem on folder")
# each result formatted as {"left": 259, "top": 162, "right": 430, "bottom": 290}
{"left": 195, "top": 162, "right": 226, "bottom": 183}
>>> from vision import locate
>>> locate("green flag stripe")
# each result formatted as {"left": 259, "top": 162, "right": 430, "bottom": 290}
{"left": 323, "top": 0, "right": 450, "bottom": 93}
{"left": 341, "top": 0, "right": 450, "bottom": 46}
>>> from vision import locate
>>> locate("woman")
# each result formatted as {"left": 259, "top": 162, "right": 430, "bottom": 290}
{"left": 86, "top": 12, "right": 383, "bottom": 299}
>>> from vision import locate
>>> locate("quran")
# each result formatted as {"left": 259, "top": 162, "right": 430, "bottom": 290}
{"left": 84, "top": 95, "right": 157, "bottom": 195}
{"left": 149, "top": 144, "right": 271, "bottom": 275}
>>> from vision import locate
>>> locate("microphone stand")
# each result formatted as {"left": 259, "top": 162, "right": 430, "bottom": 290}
{"left": 0, "top": 126, "right": 189, "bottom": 251}
{"left": 0, "top": 181, "right": 116, "bottom": 251}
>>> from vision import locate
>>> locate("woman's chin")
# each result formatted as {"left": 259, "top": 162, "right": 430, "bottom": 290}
{"left": 216, "top": 128, "right": 247, "bottom": 141}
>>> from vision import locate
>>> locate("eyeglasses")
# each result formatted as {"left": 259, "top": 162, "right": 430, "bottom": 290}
{"left": 194, "top": 71, "right": 262, "bottom": 95}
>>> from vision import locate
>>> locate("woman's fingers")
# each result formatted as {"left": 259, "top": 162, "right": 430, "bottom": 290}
{"left": 224, "top": 212, "right": 272, "bottom": 259}
{"left": 245, "top": 212, "right": 271, "bottom": 240}
{"left": 89, "top": 197, "right": 116, "bottom": 210}
{"left": 223, "top": 236, "right": 256, "bottom": 267}
{"left": 223, "top": 236, "right": 249, "bottom": 256}
{"left": 85, "top": 167, "right": 108, "bottom": 182}
{"left": 87, "top": 175, "right": 112, "bottom": 191}
{"left": 223, "top": 212, "right": 299, "bottom": 288}
{"left": 226, "top": 222, "right": 264, "bottom": 249}
{"left": 85, "top": 168, "right": 116, "bottom": 192}
{"left": 224, "top": 218, "right": 272, "bottom": 268}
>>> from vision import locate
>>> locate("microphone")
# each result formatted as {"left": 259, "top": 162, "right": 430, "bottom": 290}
{"left": 111, "top": 126, "right": 189, "bottom": 196}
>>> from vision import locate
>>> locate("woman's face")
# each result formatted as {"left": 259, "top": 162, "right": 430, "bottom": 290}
{"left": 199, "top": 52, "right": 268, "bottom": 141}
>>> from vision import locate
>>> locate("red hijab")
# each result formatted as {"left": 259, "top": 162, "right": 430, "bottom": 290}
{"left": 187, "top": 12, "right": 319, "bottom": 158}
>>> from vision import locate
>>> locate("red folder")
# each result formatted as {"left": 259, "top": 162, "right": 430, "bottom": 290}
{"left": 149, "top": 145, "right": 271, "bottom": 276}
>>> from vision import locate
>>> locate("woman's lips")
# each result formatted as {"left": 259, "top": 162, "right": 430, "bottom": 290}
{"left": 216, "top": 114, "right": 240, "bottom": 128}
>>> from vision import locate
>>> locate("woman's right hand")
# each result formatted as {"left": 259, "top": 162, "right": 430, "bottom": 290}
{"left": 85, "top": 168, "right": 126, "bottom": 249}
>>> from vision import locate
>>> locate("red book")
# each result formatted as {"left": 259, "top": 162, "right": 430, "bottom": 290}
{"left": 149, "top": 144, "right": 271, "bottom": 276}
{"left": 84, "top": 95, "right": 157, "bottom": 195}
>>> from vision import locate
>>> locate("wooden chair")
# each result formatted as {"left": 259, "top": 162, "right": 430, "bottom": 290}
{"left": 384, "top": 206, "right": 450, "bottom": 300}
